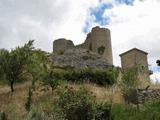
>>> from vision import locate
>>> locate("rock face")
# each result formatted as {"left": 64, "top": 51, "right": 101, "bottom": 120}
{"left": 51, "top": 48, "right": 111, "bottom": 68}
{"left": 51, "top": 26, "right": 113, "bottom": 68}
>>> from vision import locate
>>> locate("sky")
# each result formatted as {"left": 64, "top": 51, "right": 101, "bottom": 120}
{"left": 0, "top": 0, "right": 160, "bottom": 80}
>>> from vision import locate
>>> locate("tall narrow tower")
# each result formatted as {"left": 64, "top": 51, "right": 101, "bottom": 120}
{"left": 84, "top": 26, "right": 113, "bottom": 66}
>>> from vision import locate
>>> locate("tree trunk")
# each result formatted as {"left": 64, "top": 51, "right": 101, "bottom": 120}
{"left": 10, "top": 81, "right": 14, "bottom": 92}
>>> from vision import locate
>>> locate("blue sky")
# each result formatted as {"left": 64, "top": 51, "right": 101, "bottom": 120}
{"left": 116, "top": 0, "right": 135, "bottom": 5}
{"left": 83, "top": 2, "right": 113, "bottom": 33}
{"left": 82, "top": 0, "right": 160, "bottom": 73}
{"left": 83, "top": 0, "right": 136, "bottom": 33}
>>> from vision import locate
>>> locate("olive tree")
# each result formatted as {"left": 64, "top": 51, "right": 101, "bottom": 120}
{"left": 0, "top": 40, "right": 34, "bottom": 92}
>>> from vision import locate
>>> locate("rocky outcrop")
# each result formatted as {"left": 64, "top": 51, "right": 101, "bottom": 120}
{"left": 50, "top": 48, "right": 112, "bottom": 68}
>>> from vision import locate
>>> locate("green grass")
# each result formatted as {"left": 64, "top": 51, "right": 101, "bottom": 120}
{"left": 112, "top": 100, "right": 160, "bottom": 120}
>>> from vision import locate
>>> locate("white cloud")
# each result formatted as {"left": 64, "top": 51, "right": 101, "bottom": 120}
{"left": 0, "top": 0, "right": 99, "bottom": 51}
{"left": 0, "top": 0, "right": 160, "bottom": 69}
{"left": 150, "top": 72, "right": 160, "bottom": 84}
{"left": 102, "top": 0, "right": 160, "bottom": 67}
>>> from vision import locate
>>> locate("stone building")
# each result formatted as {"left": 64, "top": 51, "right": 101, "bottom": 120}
{"left": 52, "top": 26, "right": 113, "bottom": 67}
{"left": 119, "top": 48, "right": 148, "bottom": 70}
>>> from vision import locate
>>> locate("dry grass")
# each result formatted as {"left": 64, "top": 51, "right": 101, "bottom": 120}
{"left": 68, "top": 83, "right": 124, "bottom": 104}
{"left": 0, "top": 79, "right": 160, "bottom": 120}
{"left": 0, "top": 82, "right": 56, "bottom": 120}
{"left": 0, "top": 82, "right": 30, "bottom": 119}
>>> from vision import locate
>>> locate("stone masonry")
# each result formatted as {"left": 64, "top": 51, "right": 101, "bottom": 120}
{"left": 127, "top": 88, "right": 160, "bottom": 105}
{"left": 82, "top": 26, "right": 113, "bottom": 65}
{"left": 53, "top": 38, "right": 74, "bottom": 54}
{"left": 52, "top": 26, "right": 113, "bottom": 68}
{"left": 119, "top": 48, "right": 148, "bottom": 70}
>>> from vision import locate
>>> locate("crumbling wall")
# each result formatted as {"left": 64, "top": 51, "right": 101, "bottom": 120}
{"left": 53, "top": 38, "right": 74, "bottom": 54}
{"left": 52, "top": 26, "right": 113, "bottom": 67}
{"left": 127, "top": 88, "right": 160, "bottom": 104}
{"left": 83, "top": 26, "right": 113, "bottom": 65}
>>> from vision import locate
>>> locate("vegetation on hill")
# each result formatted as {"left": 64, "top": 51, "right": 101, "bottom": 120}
{"left": 0, "top": 40, "right": 160, "bottom": 120}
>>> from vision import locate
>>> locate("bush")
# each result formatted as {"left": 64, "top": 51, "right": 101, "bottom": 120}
{"left": 95, "top": 102, "right": 113, "bottom": 120}
{"left": 42, "top": 70, "right": 60, "bottom": 91}
{"left": 56, "top": 86, "right": 95, "bottom": 120}
{"left": 25, "top": 87, "right": 33, "bottom": 112}
{"left": 0, "top": 112, "right": 7, "bottom": 120}
{"left": 55, "top": 86, "right": 115, "bottom": 120}
{"left": 50, "top": 68, "right": 119, "bottom": 86}
{"left": 121, "top": 68, "right": 139, "bottom": 104}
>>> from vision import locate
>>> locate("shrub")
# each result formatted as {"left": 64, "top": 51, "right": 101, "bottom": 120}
{"left": 50, "top": 68, "right": 119, "bottom": 86}
{"left": 121, "top": 68, "right": 139, "bottom": 104}
{"left": 42, "top": 70, "right": 60, "bottom": 91}
{"left": 0, "top": 112, "right": 7, "bottom": 120}
{"left": 95, "top": 102, "right": 114, "bottom": 120}
{"left": 56, "top": 86, "right": 95, "bottom": 120}
{"left": 25, "top": 87, "right": 33, "bottom": 112}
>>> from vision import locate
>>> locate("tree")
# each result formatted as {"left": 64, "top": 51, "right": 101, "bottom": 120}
{"left": 0, "top": 40, "right": 34, "bottom": 92}
{"left": 0, "top": 49, "right": 8, "bottom": 81}
{"left": 156, "top": 60, "right": 160, "bottom": 66}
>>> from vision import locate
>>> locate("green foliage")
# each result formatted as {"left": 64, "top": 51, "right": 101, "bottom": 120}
{"left": 28, "top": 107, "right": 44, "bottom": 120}
{"left": 121, "top": 68, "right": 139, "bottom": 104}
{"left": 25, "top": 87, "right": 33, "bottom": 112}
{"left": 0, "top": 112, "right": 7, "bottom": 120}
{"left": 55, "top": 86, "right": 115, "bottom": 120}
{"left": 0, "top": 40, "right": 34, "bottom": 92}
{"left": 28, "top": 49, "right": 48, "bottom": 83}
{"left": 112, "top": 100, "right": 160, "bottom": 120}
{"left": 0, "top": 49, "right": 8, "bottom": 84}
{"left": 122, "top": 68, "right": 138, "bottom": 87}
{"left": 98, "top": 46, "right": 105, "bottom": 55}
{"left": 95, "top": 102, "right": 113, "bottom": 120}
{"left": 42, "top": 70, "right": 60, "bottom": 91}
{"left": 50, "top": 68, "right": 119, "bottom": 86}
{"left": 56, "top": 86, "right": 95, "bottom": 120}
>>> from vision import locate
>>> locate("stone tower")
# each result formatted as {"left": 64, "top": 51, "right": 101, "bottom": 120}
{"left": 53, "top": 38, "right": 74, "bottom": 54}
{"left": 84, "top": 26, "right": 113, "bottom": 65}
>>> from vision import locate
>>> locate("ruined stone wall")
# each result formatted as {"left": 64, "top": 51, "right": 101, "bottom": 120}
{"left": 128, "top": 88, "right": 160, "bottom": 104}
{"left": 83, "top": 26, "right": 113, "bottom": 65}
{"left": 53, "top": 26, "right": 113, "bottom": 66}
{"left": 53, "top": 38, "right": 74, "bottom": 54}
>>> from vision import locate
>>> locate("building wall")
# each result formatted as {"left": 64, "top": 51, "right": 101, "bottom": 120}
{"left": 120, "top": 49, "right": 148, "bottom": 70}
{"left": 120, "top": 51, "right": 136, "bottom": 69}
{"left": 134, "top": 50, "right": 148, "bottom": 69}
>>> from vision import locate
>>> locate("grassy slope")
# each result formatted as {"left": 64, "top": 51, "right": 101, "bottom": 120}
{"left": 0, "top": 81, "right": 160, "bottom": 120}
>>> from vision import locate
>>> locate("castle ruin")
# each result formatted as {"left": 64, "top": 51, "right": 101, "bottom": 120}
{"left": 52, "top": 26, "right": 113, "bottom": 68}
